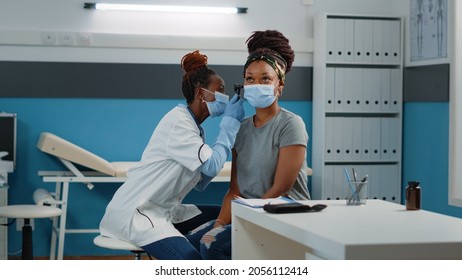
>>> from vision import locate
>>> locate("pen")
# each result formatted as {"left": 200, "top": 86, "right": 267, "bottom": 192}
{"left": 343, "top": 168, "right": 356, "bottom": 196}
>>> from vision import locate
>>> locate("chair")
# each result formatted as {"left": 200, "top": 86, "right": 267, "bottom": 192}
{"left": 0, "top": 205, "right": 62, "bottom": 259}
{"left": 93, "top": 235, "right": 145, "bottom": 260}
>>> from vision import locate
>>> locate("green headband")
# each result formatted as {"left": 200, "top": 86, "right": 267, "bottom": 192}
{"left": 243, "top": 53, "right": 287, "bottom": 82}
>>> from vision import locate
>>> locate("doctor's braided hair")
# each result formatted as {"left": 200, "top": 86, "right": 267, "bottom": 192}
{"left": 244, "top": 30, "right": 295, "bottom": 83}
{"left": 181, "top": 50, "right": 217, "bottom": 104}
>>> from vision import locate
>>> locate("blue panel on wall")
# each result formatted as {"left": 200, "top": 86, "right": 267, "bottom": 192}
{"left": 402, "top": 102, "right": 462, "bottom": 218}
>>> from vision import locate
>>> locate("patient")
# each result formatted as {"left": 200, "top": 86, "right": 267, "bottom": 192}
{"left": 186, "top": 30, "right": 311, "bottom": 259}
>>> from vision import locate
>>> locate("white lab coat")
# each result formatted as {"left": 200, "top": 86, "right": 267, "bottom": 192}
{"left": 100, "top": 105, "right": 213, "bottom": 246}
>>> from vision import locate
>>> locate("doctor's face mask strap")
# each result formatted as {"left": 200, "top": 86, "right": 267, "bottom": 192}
{"left": 181, "top": 50, "right": 217, "bottom": 104}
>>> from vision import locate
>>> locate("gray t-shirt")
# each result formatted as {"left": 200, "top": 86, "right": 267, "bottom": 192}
{"left": 234, "top": 108, "right": 311, "bottom": 200}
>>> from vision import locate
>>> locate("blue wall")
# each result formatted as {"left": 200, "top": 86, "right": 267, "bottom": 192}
{"left": 0, "top": 98, "right": 312, "bottom": 257}
{"left": 402, "top": 102, "right": 462, "bottom": 217}
{"left": 1, "top": 98, "right": 460, "bottom": 257}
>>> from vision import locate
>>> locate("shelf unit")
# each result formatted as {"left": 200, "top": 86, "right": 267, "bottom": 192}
{"left": 312, "top": 14, "right": 403, "bottom": 203}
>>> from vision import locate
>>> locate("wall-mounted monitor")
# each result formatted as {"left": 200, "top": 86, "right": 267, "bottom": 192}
{"left": 0, "top": 112, "right": 16, "bottom": 168}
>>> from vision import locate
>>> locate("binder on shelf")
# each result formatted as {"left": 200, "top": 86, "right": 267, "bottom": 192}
{"left": 389, "top": 117, "right": 401, "bottom": 161}
{"left": 326, "top": 18, "right": 336, "bottom": 62}
{"left": 363, "top": 19, "right": 374, "bottom": 63}
{"left": 381, "top": 69, "right": 391, "bottom": 112}
{"left": 351, "top": 117, "right": 362, "bottom": 161}
{"left": 326, "top": 68, "right": 335, "bottom": 111}
{"left": 361, "top": 69, "right": 372, "bottom": 112}
{"left": 381, "top": 20, "right": 393, "bottom": 64}
{"left": 372, "top": 20, "right": 383, "bottom": 63}
{"left": 369, "top": 165, "right": 381, "bottom": 200}
{"left": 325, "top": 117, "right": 334, "bottom": 160}
{"left": 323, "top": 165, "right": 335, "bottom": 200}
{"left": 370, "top": 69, "right": 382, "bottom": 112}
{"left": 351, "top": 68, "right": 363, "bottom": 112}
{"left": 391, "top": 68, "right": 401, "bottom": 113}
{"left": 379, "top": 164, "right": 399, "bottom": 202}
{"left": 361, "top": 117, "right": 372, "bottom": 161}
{"left": 333, "top": 165, "right": 346, "bottom": 200}
{"left": 370, "top": 117, "right": 381, "bottom": 161}
{"left": 334, "top": 18, "right": 346, "bottom": 62}
{"left": 333, "top": 117, "right": 344, "bottom": 161}
{"left": 343, "top": 117, "right": 354, "bottom": 161}
{"left": 354, "top": 19, "right": 365, "bottom": 63}
{"left": 344, "top": 19, "right": 355, "bottom": 63}
{"left": 334, "top": 68, "right": 345, "bottom": 112}
{"left": 391, "top": 20, "right": 401, "bottom": 64}
{"left": 380, "top": 118, "right": 391, "bottom": 161}
{"left": 343, "top": 68, "right": 355, "bottom": 112}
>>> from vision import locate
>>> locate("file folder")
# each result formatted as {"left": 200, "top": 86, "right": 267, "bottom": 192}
{"left": 351, "top": 117, "right": 362, "bottom": 161}
{"left": 361, "top": 117, "right": 372, "bottom": 161}
{"left": 351, "top": 68, "right": 363, "bottom": 112}
{"left": 326, "top": 18, "right": 336, "bottom": 62}
{"left": 326, "top": 67, "right": 335, "bottom": 112}
{"left": 354, "top": 19, "right": 365, "bottom": 63}
{"left": 380, "top": 118, "right": 391, "bottom": 161}
{"left": 323, "top": 165, "right": 334, "bottom": 200}
{"left": 369, "top": 165, "right": 381, "bottom": 200}
{"left": 343, "top": 68, "right": 354, "bottom": 112}
{"left": 370, "top": 117, "right": 381, "bottom": 161}
{"left": 381, "top": 69, "right": 391, "bottom": 112}
{"left": 361, "top": 69, "right": 372, "bottom": 112}
{"left": 389, "top": 117, "right": 401, "bottom": 161}
{"left": 343, "top": 117, "right": 354, "bottom": 161}
{"left": 390, "top": 68, "right": 402, "bottom": 113}
{"left": 325, "top": 117, "right": 334, "bottom": 160}
{"left": 390, "top": 20, "right": 401, "bottom": 64}
{"left": 334, "top": 18, "right": 346, "bottom": 62}
{"left": 334, "top": 68, "right": 345, "bottom": 112}
{"left": 370, "top": 69, "right": 382, "bottom": 112}
{"left": 381, "top": 20, "right": 393, "bottom": 64}
{"left": 344, "top": 19, "right": 355, "bottom": 63}
{"left": 372, "top": 20, "right": 383, "bottom": 63}
{"left": 363, "top": 19, "right": 374, "bottom": 63}
{"left": 333, "top": 117, "right": 344, "bottom": 160}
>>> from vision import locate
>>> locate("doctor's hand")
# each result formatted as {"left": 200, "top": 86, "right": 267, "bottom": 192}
{"left": 223, "top": 94, "right": 244, "bottom": 122}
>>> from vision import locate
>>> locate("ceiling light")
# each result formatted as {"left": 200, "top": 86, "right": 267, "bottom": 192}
{"left": 83, "top": 3, "right": 248, "bottom": 14}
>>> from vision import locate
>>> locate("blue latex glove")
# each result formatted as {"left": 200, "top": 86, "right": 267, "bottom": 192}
{"left": 223, "top": 94, "right": 244, "bottom": 122}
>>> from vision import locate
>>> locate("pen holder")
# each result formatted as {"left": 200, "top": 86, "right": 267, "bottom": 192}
{"left": 345, "top": 181, "right": 368, "bottom": 205}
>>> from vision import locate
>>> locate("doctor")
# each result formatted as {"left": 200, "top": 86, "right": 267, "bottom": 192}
{"left": 99, "top": 50, "right": 244, "bottom": 260}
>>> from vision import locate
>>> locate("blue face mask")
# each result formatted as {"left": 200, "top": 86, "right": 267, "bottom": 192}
{"left": 243, "top": 84, "right": 277, "bottom": 108}
{"left": 202, "top": 88, "right": 229, "bottom": 117}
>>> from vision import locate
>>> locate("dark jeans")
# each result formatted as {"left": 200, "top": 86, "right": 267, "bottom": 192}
{"left": 140, "top": 205, "right": 220, "bottom": 260}
{"left": 186, "top": 221, "right": 232, "bottom": 260}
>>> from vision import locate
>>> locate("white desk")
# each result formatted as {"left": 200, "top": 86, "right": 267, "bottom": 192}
{"left": 231, "top": 199, "right": 462, "bottom": 259}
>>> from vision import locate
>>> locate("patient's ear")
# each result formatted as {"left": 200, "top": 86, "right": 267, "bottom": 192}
{"left": 278, "top": 81, "right": 284, "bottom": 96}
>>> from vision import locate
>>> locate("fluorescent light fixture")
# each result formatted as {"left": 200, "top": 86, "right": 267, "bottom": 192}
{"left": 83, "top": 3, "right": 248, "bottom": 14}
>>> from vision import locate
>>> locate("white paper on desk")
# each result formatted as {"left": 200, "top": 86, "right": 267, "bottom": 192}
{"left": 233, "top": 196, "right": 293, "bottom": 208}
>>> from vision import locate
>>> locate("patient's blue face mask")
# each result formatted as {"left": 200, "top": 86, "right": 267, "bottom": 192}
{"left": 202, "top": 88, "right": 229, "bottom": 117}
{"left": 243, "top": 84, "right": 277, "bottom": 108}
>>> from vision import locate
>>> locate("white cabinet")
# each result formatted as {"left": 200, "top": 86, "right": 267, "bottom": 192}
{"left": 312, "top": 14, "right": 403, "bottom": 203}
